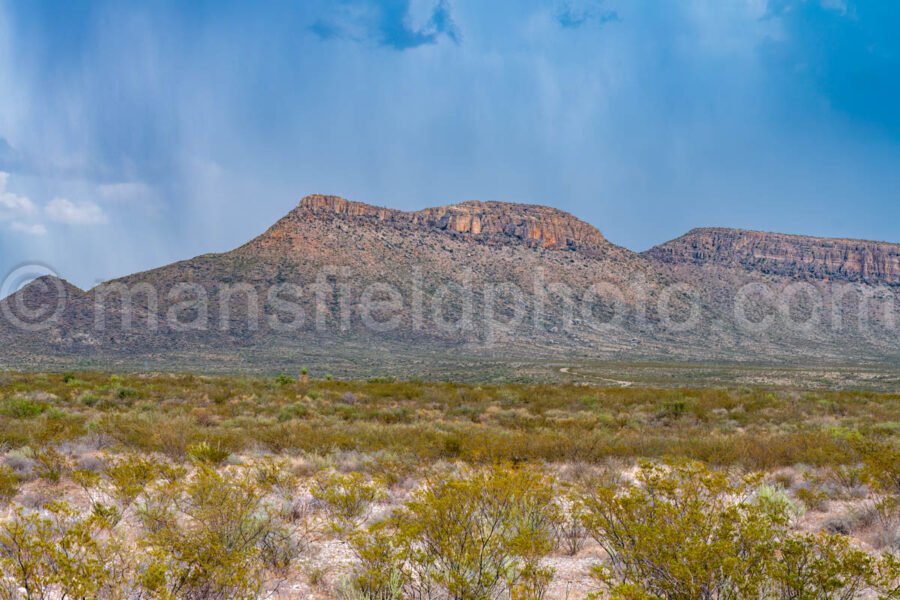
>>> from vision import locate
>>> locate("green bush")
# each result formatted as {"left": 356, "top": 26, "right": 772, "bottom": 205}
{"left": 116, "top": 386, "right": 139, "bottom": 400}
{"left": 0, "top": 398, "right": 46, "bottom": 419}
{"left": 79, "top": 392, "right": 101, "bottom": 407}
{"left": 275, "top": 373, "right": 294, "bottom": 386}
{"left": 277, "top": 402, "right": 309, "bottom": 422}
{"left": 581, "top": 461, "right": 776, "bottom": 598}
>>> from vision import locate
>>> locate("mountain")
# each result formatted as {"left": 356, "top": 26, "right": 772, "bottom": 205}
{"left": 646, "top": 228, "right": 900, "bottom": 286}
{"left": 1, "top": 195, "right": 898, "bottom": 376}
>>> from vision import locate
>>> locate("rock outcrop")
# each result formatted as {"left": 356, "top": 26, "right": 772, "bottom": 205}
{"left": 646, "top": 228, "right": 900, "bottom": 286}
{"left": 288, "top": 195, "right": 611, "bottom": 252}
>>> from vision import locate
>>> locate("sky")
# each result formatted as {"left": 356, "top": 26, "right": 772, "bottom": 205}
{"left": 0, "top": 0, "right": 899, "bottom": 290}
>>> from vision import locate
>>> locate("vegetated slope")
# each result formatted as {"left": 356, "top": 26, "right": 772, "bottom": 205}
{"left": 1, "top": 195, "right": 898, "bottom": 372}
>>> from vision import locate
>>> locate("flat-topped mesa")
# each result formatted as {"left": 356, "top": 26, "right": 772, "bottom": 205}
{"left": 293, "top": 194, "right": 610, "bottom": 251}
{"left": 646, "top": 227, "right": 900, "bottom": 285}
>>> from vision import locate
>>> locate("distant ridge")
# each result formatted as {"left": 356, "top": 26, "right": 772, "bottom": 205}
{"left": 646, "top": 227, "right": 900, "bottom": 285}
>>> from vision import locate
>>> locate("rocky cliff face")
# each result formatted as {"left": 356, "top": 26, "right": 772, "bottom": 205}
{"left": 646, "top": 228, "right": 900, "bottom": 286}
{"left": 281, "top": 195, "right": 611, "bottom": 253}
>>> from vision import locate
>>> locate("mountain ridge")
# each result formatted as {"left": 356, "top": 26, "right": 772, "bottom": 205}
{"left": 2, "top": 194, "right": 898, "bottom": 374}
{"left": 646, "top": 226, "right": 900, "bottom": 285}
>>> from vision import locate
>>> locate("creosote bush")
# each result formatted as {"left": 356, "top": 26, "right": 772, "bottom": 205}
{"left": 344, "top": 465, "right": 559, "bottom": 600}
{"left": 139, "top": 464, "right": 300, "bottom": 599}
{"left": 579, "top": 460, "right": 897, "bottom": 599}
{"left": 0, "top": 502, "right": 131, "bottom": 598}
{"left": 312, "top": 471, "right": 386, "bottom": 534}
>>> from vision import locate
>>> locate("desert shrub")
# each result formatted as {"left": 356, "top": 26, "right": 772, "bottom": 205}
{"left": 554, "top": 491, "right": 588, "bottom": 556}
{"left": 580, "top": 460, "right": 895, "bottom": 599}
{"left": 32, "top": 412, "right": 86, "bottom": 446}
{"left": 277, "top": 402, "right": 309, "bottom": 422}
{"left": 138, "top": 465, "right": 296, "bottom": 599}
{"left": 368, "top": 407, "right": 413, "bottom": 425}
{"left": 774, "top": 532, "right": 879, "bottom": 599}
{"left": 79, "top": 392, "right": 101, "bottom": 407}
{"left": 106, "top": 454, "right": 168, "bottom": 507}
{"left": 343, "top": 523, "right": 406, "bottom": 600}
{"left": 874, "top": 554, "right": 900, "bottom": 599}
{"left": 380, "top": 466, "right": 556, "bottom": 599}
{"left": 81, "top": 454, "right": 182, "bottom": 530}
{"left": 796, "top": 484, "right": 830, "bottom": 512}
{"left": 825, "top": 464, "right": 867, "bottom": 496}
{"left": 867, "top": 497, "right": 900, "bottom": 550}
{"left": 116, "top": 386, "right": 140, "bottom": 400}
{"left": 312, "top": 472, "right": 386, "bottom": 533}
{"left": 33, "top": 447, "right": 69, "bottom": 484}
{"left": 580, "top": 461, "right": 784, "bottom": 599}
{"left": 253, "top": 458, "right": 298, "bottom": 494}
{"left": 0, "top": 502, "right": 131, "bottom": 598}
{"left": 3, "top": 451, "right": 36, "bottom": 480}
{"left": 99, "top": 413, "right": 194, "bottom": 457}
{"left": 258, "top": 524, "right": 304, "bottom": 575}
{"left": 658, "top": 399, "right": 687, "bottom": 420}
{"left": 859, "top": 442, "right": 900, "bottom": 550}
{"left": 0, "top": 465, "right": 18, "bottom": 505}
{"left": 861, "top": 441, "right": 900, "bottom": 495}
{"left": 0, "top": 398, "right": 46, "bottom": 419}
{"left": 253, "top": 458, "right": 308, "bottom": 528}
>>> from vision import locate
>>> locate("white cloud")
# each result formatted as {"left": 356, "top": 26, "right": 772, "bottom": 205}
{"left": 0, "top": 172, "right": 111, "bottom": 234}
{"left": 45, "top": 197, "right": 108, "bottom": 225}
{"left": 820, "top": 0, "right": 848, "bottom": 15}
{"left": 9, "top": 221, "right": 47, "bottom": 236}
{"left": 0, "top": 171, "right": 38, "bottom": 221}
{"left": 98, "top": 181, "right": 153, "bottom": 202}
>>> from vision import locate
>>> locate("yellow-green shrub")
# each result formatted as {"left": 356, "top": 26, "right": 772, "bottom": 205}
{"left": 0, "top": 465, "right": 18, "bottom": 505}
{"left": 311, "top": 471, "right": 385, "bottom": 534}
{"left": 347, "top": 464, "right": 558, "bottom": 600}
{"left": 0, "top": 502, "right": 131, "bottom": 598}
{"left": 138, "top": 465, "right": 290, "bottom": 599}
{"left": 579, "top": 460, "right": 896, "bottom": 599}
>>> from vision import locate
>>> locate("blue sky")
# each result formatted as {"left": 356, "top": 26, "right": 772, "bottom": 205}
{"left": 1, "top": 0, "right": 899, "bottom": 289}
